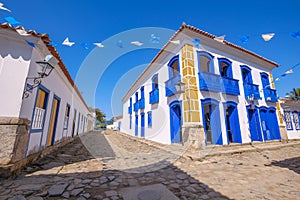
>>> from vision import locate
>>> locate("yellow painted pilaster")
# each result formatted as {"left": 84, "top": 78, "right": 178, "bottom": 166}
{"left": 181, "top": 44, "right": 201, "bottom": 123}
{"left": 269, "top": 73, "right": 275, "bottom": 89}
{"left": 276, "top": 102, "right": 284, "bottom": 124}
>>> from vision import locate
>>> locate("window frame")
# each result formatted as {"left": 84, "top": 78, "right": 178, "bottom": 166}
{"left": 197, "top": 51, "right": 215, "bottom": 74}
{"left": 240, "top": 65, "right": 253, "bottom": 84}
{"left": 167, "top": 55, "right": 180, "bottom": 78}
{"left": 218, "top": 58, "right": 233, "bottom": 78}
{"left": 30, "top": 85, "right": 50, "bottom": 133}
{"left": 63, "top": 104, "right": 71, "bottom": 130}
{"left": 148, "top": 111, "right": 152, "bottom": 127}
{"left": 284, "top": 111, "right": 293, "bottom": 130}
{"left": 292, "top": 111, "right": 300, "bottom": 130}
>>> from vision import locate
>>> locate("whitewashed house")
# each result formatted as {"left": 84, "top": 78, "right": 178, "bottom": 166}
{"left": 279, "top": 98, "right": 300, "bottom": 140}
{"left": 0, "top": 23, "right": 95, "bottom": 169}
{"left": 121, "top": 23, "right": 287, "bottom": 149}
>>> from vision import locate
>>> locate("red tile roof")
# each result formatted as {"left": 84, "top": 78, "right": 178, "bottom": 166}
{"left": 122, "top": 23, "right": 280, "bottom": 101}
{"left": 182, "top": 23, "right": 279, "bottom": 67}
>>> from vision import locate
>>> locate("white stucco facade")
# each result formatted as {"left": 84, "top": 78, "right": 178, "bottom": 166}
{"left": 0, "top": 24, "right": 95, "bottom": 157}
{"left": 121, "top": 24, "right": 283, "bottom": 146}
{"left": 279, "top": 99, "right": 300, "bottom": 139}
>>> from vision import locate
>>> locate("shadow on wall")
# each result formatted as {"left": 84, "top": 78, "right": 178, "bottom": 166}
{"left": 271, "top": 156, "right": 300, "bottom": 174}
{"left": 0, "top": 39, "right": 33, "bottom": 61}
{"left": 0, "top": 131, "right": 229, "bottom": 200}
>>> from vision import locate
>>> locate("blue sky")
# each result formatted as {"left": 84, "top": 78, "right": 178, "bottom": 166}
{"left": 1, "top": 0, "right": 300, "bottom": 119}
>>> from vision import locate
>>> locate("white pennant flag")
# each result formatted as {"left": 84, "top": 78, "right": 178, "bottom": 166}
{"left": 131, "top": 41, "right": 143, "bottom": 46}
{"left": 214, "top": 35, "right": 226, "bottom": 43}
{"left": 93, "top": 43, "right": 104, "bottom": 48}
{"left": 285, "top": 69, "right": 293, "bottom": 74}
{"left": 275, "top": 77, "right": 280, "bottom": 81}
{"left": 0, "top": 2, "right": 11, "bottom": 12}
{"left": 62, "top": 37, "right": 75, "bottom": 47}
{"left": 261, "top": 33, "right": 275, "bottom": 41}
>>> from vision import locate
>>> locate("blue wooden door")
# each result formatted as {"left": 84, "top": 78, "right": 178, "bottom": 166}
{"left": 170, "top": 104, "right": 181, "bottom": 143}
{"left": 141, "top": 112, "right": 145, "bottom": 137}
{"left": 210, "top": 104, "right": 223, "bottom": 145}
{"left": 260, "top": 108, "right": 272, "bottom": 141}
{"left": 226, "top": 105, "right": 242, "bottom": 143}
{"left": 135, "top": 115, "right": 138, "bottom": 136}
{"left": 268, "top": 109, "right": 281, "bottom": 140}
{"left": 247, "top": 108, "right": 263, "bottom": 141}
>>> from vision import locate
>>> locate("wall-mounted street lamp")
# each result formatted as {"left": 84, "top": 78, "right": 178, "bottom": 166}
{"left": 175, "top": 80, "right": 186, "bottom": 94}
{"left": 22, "top": 61, "right": 54, "bottom": 99}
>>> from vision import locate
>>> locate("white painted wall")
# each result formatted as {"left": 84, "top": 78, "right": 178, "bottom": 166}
{"left": 121, "top": 53, "right": 182, "bottom": 144}
{"left": 22, "top": 48, "right": 93, "bottom": 155}
{"left": 194, "top": 43, "right": 279, "bottom": 144}
{"left": 0, "top": 31, "right": 33, "bottom": 118}
{"left": 0, "top": 29, "right": 94, "bottom": 156}
{"left": 121, "top": 40, "right": 280, "bottom": 145}
{"left": 278, "top": 101, "right": 300, "bottom": 140}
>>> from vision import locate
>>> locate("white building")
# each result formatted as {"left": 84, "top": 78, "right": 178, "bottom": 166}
{"left": 121, "top": 23, "right": 287, "bottom": 148}
{"left": 0, "top": 23, "right": 95, "bottom": 167}
{"left": 279, "top": 98, "right": 300, "bottom": 140}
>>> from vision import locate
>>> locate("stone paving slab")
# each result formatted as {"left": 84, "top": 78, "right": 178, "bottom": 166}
{"left": 119, "top": 183, "right": 179, "bottom": 200}
{"left": 0, "top": 131, "right": 299, "bottom": 200}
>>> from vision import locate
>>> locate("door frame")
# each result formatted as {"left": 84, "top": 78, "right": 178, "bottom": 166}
{"left": 47, "top": 95, "right": 60, "bottom": 146}
{"left": 141, "top": 112, "right": 145, "bottom": 137}
{"left": 201, "top": 98, "right": 223, "bottom": 145}
{"left": 223, "top": 101, "right": 242, "bottom": 144}
{"left": 247, "top": 105, "right": 263, "bottom": 142}
{"left": 169, "top": 100, "right": 182, "bottom": 143}
{"left": 135, "top": 114, "right": 138, "bottom": 136}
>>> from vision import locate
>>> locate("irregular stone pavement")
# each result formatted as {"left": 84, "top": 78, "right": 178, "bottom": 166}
{"left": 0, "top": 130, "right": 300, "bottom": 200}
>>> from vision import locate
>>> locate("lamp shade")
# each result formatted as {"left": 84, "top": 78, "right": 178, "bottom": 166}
{"left": 175, "top": 80, "right": 186, "bottom": 94}
{"left": 36, "top": 61, "right": 54, "bottom": 78}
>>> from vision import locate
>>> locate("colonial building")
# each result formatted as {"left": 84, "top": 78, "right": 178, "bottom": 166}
{"left": 279, "top": 98, "right": 300, "bottom": 140}
{"left": 121, "top": 23, "right": 287, "bottom": 149}
{"left": 0, "top": 23, "right": 95, "bottom": 170}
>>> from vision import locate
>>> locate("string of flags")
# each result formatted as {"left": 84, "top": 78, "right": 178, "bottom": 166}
{"left": 0, "top": 2, "right": 11, "bottom": 12}
{"left": 2, "top": 15, "right": 300, "bottom": 50}
{"left": 0, "top": 2, "right": 299, "bottom": 91}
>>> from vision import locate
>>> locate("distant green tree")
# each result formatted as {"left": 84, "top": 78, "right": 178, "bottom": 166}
{"left": 286, "top": 88, "right": 300, "bottom": 100}
{"left": 89, "top": 107, "right": 106, "bottom": 122}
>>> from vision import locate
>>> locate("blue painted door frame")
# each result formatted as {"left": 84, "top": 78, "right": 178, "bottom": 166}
{"left": 259, "top": 107, "right": 271, "bottom": 141}
{"left": 169, "top": 101, "right": 181, "bottom": 143}
{"left": 135, "top": 115, "right": 138, "bottom": 136}
{"left": 141, "top": 112, "right": 145, "bottom": 137}
{"left": 49, "top": 95, "right": 61, "bottom": 146}
{"left": 224, "top": 102, "right": 242, "bottom": 143}
{"left": 268, "top": 108, "right": 281, "bottom": 140}
{"left": 260, "top": 107, "right": 281, "bottom": 140}
{"left": 202, "top": 99, "right": 223, "bottom": 145}
{"left": 247, "top": 106, "right": 263, "bottom": 141}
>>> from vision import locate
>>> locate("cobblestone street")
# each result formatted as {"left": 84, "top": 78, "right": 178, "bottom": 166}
{"left": 1, "top": 130, "right": 300, "bottom": 200}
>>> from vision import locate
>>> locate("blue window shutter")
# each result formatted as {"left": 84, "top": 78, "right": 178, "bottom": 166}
{"left": 148, "top": 111, "right": 152, "bottom": 127}
{"left": 141, "top": 86, "right": 144, "bottom": 99}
